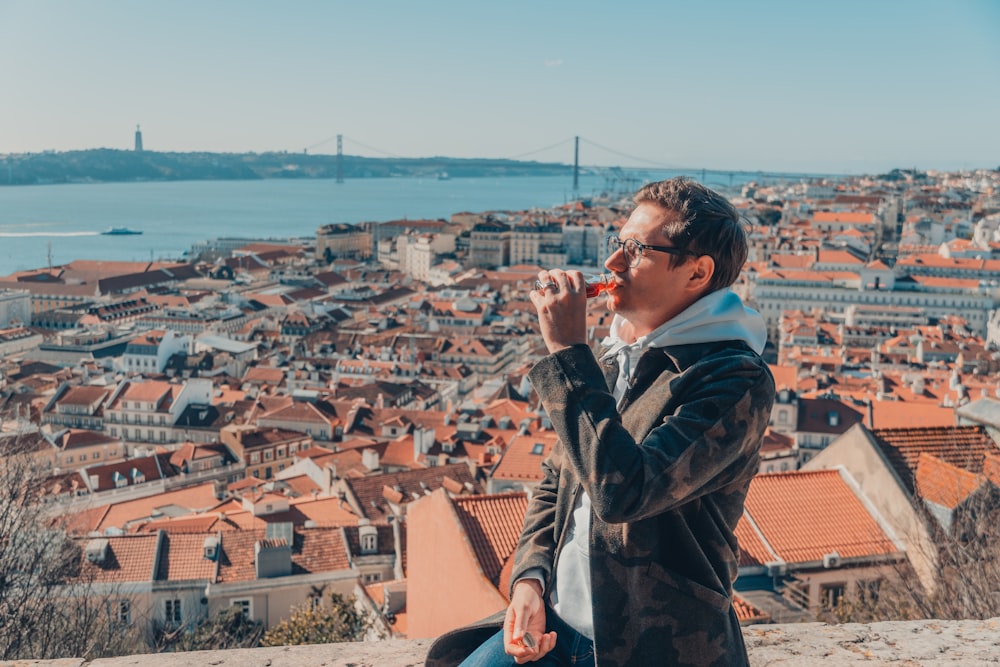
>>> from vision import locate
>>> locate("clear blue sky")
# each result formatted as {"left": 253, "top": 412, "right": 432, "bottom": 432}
{"left": 1, "top": 0, "right": 997, "bottom": 174}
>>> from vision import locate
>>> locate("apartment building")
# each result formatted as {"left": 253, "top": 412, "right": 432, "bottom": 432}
{"left": 751, "top": 268, "right": 997, "bottom": 340}
{"left": 43, "top": 384, "right": 114, "bottom": 430}
{"left": 103, "top": 378, "right": 213, "bottom": 446}
{"left": 220, "top": 424, "right": 312, "bottom": 480}
{"left": 122, "top": 329, "right": 191, "bottom": 375}
{"left": 509, "top": 222, "right": 565, "bottom": 267}
{"left": 316, "top": 222, "right": 372, "bottom": 261}
{"left": 468, "top": 221, "right": 510, "bottom": 269}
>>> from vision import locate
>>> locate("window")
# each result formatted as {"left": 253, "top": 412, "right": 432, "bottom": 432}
{"left": 250, "top": 452, "right": 260, "bottom": 464}
{"left": 820, "top": 583, "right": 846, "bottom": 611}
{"left": 231, "top": 598, "right": 252, "bottom": 620}
{"left": 531, "top": 443, "right": 545, "bottom": 455}
{"left": 856, "top": 578, "right": 881, "bottom": 604}
{"left": 363, "top": 572, "right": 381, "bottom": 583}
{"left": 115, "top": 599, "right": 131, "bottom": 625}
{"left": 264, "top": 450, "right": 273, "bottom": 461}
{"left": 165, "top": 598, "right": 182, "bottom": 624}
{"left": 264, "top": 467, "right": 273, "bottom": 480}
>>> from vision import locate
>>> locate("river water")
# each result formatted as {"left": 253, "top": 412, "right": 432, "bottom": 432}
{"left": 0, "top": 171, "right": 759, "bottom": 275}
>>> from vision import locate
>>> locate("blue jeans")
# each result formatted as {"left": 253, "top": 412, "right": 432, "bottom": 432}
{"left": 458, "top": 608, "right": 595, "bottom": 667}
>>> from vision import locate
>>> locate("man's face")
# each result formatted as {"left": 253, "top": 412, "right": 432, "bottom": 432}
{"left": 603, "top": 202, "right": 699, "bottom": 337}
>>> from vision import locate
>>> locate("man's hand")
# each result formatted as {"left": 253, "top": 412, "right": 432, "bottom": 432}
{"left": 530, "top": 269, "right": 587, "bottom": 354}
{"left": 504, "top": 579, "right": 557, "bottom": 663}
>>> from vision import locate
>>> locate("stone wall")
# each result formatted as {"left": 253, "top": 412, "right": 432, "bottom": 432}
{"left": 9, "top": 618, "right": 1000, "bottom": 667}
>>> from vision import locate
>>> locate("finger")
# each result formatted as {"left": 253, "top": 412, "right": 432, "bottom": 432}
{"left": 539, "top": 281, "right": 559, "bottom": 293}
{"left": 536, "top": 631, "right": 558, "bottom": 658}
{"left": 502, "top": 605, "right": 516, "bottom": 647}
{"left": 565, "top": 270, "right": 585, "bottom": 292}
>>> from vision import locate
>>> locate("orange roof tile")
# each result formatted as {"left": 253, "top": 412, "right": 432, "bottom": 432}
{"left": 452, "top": 492, "right": 528, "bottom": 588}
{"left": 491, "top": 432, "right": 558, "bottom": 481}
{"left": 734, "top": 512, "right": 777, "bottom": 567}
{"left": 742, "top": 470, "right": 898, "bottom": 564}
{"left": 77, "top": 533, "right": 160, "bottom": 583}
{"left": 984, "top": 452, "right": 1000, "bottom": 487}
{"left": 157, "top": 532, "right": 219, "bottom": 581}
{"left": 94, "top": 481, "right": 225, "bottom": 532}
{"left": 812, "top": 211, "right": 875, "bottom": 224}
{"left": 869, "top": 400, "right": 956, "bottom": 430}
{"left": 914, "top": 453, "right": 983, "bottom": 510}
{"left": 871, "top": 425, "right": 999, "bottom": 493}
{"left": 733, "top": 594, "right": 770, "bottom": 623}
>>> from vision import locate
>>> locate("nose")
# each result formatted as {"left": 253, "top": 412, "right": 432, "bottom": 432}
{"left": 605, "top": 243, "right": 627, "bottom": 272}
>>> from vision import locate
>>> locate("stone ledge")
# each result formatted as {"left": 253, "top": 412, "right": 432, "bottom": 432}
{"left": 4, "top": 619, "right": 999, "bottom": 667}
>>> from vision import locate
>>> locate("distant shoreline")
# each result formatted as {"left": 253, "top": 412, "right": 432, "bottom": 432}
{"left": 0, "top": 149, "right": 847, "bottom": 187}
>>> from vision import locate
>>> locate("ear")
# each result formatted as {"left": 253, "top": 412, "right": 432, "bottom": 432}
{"left": 685, "top": 255, "right": 715, "bottom": 294}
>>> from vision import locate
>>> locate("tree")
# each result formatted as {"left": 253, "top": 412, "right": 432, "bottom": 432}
{"left": 158, "top": 605, "right": 263, "bottom": 652}
{"left": 261, "top": 592, "right": 372, "bottom": 646}
{"left": 827, "top": 485, "right": 1000, "bottom": 623}
{"left": 0, "top": 433, "right": 144, "bottom": 659}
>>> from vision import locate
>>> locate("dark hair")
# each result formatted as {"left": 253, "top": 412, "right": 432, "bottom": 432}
{"left": 633, "top": 177, "right": 748, "bottom": 291}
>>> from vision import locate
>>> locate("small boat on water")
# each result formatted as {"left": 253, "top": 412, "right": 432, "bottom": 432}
{"left": 101, "top": 226, "right": 143, "bottom": 236}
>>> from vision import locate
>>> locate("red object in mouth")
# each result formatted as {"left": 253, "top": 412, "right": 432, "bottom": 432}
{"left": 585, "top": 275, "right": 616, "bottom": 298}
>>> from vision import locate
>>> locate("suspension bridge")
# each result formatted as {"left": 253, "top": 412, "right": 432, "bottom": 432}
{"left": 300, "top": 134, "right": 829, "bottom": 191}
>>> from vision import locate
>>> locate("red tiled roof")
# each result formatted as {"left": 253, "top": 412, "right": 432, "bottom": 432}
{"left": 741, "top": 470, "right": 898, "bottom": 564}
{"left": 914, "top": 453, "right": 984, "bottom": 510}
{"left": 869, "top": 400, "right": 956, "bottom": 430}
{"left": 157, "top": 532, "right": 219, "bottom": 581}
{"left": 734, "top": 512, "right": 776, "bottom": 567}
{"left": 871, "top": 425, "right": 999, "bottom": 493}
{"left": 343, "top": 463, "right": 483, "bottom": 523}
{"left": 452, "top": 492, "right": 528, "bottom": 588}
{"left": 491, "top": 432, "right": 558, "bottom": 481}
{"left": 57, "top": 385, "right": 111, "bottom": 406}
{"left": 733, "top": 594, "right": 770, "bottom": 623}
{"left": 212, "top": 527, "right": 351, "bottom": 583}
{"left": 77, "top": 533, "right": 160, "bottom": 583}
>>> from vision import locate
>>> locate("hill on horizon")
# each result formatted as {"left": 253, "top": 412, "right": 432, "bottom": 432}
{"left": 0, "top": 148, "right": 574, "bottom": 186}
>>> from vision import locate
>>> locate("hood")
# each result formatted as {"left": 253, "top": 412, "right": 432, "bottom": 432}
{"left": 602, "top": 288, "right": 768, "bottom": 358}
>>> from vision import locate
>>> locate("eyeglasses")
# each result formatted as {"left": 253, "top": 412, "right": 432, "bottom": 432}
{"left": 607, "top": 234, "right": 697, "bottom": 267}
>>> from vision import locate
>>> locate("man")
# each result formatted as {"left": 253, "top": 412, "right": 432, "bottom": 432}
{"left": 430, "top": 177, "right": 774, "bottom": 667}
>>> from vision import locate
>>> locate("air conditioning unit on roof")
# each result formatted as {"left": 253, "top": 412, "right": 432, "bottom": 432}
{"left": 823, "top": 551, "right": 841, "bottom": 569}
{"left": 764, "top": 560, "right": 787, "bottom": 577}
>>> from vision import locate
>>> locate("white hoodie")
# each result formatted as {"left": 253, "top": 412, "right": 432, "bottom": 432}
{"left": 549, "top": 288, "right": 767, "bottom": 639}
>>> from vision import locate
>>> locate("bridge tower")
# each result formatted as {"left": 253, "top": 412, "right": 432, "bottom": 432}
{"left": 336, "top": 135, "right": 344, "bottom": 183}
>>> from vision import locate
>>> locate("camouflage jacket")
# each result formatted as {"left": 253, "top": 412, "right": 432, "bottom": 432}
{"left": 512, "top": 340, "right": 774, "bottom": 667}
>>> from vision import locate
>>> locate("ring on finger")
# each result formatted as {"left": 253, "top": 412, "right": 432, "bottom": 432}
{"left": 534, "top": 280, "right": 558, "bottom": 292}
